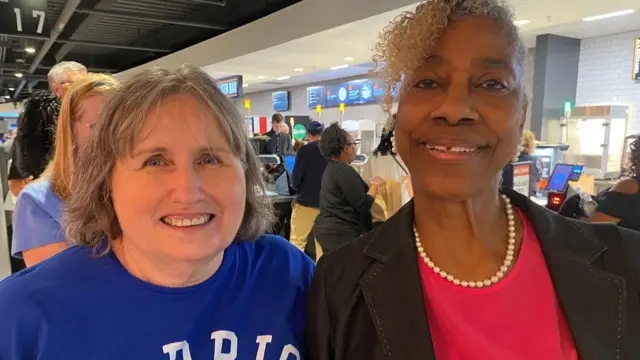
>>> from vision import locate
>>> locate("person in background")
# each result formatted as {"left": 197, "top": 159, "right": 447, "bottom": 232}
{"left": 290, "top": 121, "right": 327, "bottom": 260}
{"left": 11, "top": 74, "right": 119, "bottom": 267}
{"left": 0, "top": 65, "right": 314, "bottom": 359}
{"left": 8, "top": 61, "right": 87, "bottom": 196}
{"left": 293, "top": 140, "right": 306, "bottom": 153}
{"left": 264, "top": 113, "right": 292, "bottom": 154}
{"left": 501, "top": 129, "right": 542, "bottom": 195}
{"left": 313, "top": 123, "right": 383, "bottom": 254}
{"left": 7, "top": 91, "right": 60, "bottom": 196}
{"left": 588, "top": 135, "right": 640, "bottom": 231}
{"left": 307, "top": 0, "right": 640, "bottom": 358}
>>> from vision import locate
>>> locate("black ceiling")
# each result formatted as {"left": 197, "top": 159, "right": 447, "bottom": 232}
{"left": 0, "top": 0, "right": 302, "bottom": 103}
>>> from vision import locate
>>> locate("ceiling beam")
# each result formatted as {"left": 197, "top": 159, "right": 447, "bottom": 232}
{"left": 74, "top": 8, "right": 226, "bottom": 30}
{"left": 188, "top": 0, "right": 226, "bottom": 5}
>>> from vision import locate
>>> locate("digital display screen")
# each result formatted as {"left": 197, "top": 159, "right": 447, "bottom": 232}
{"left": 272, "top": 91, "right": 290, "bottom": 112}
{"left": 547, "top": 164, "right": 574, "bottom": 193}
{"left": 633, "top": 38, "right": 640, "bottom": 80}
{"left": 307, "top": 86, "right": 325, "bottom": 109}
{"left": 345, "top": 79, "right": 377, "bottom": 105}
{"left": 283, "top": 154, "right": 296, "bottom": 174}
{"left": 569, "top": 165, "right": 584, "bottom": 182}
{"left": 325, "top": 83, "right": 348, "bottom": 108}
{"left": 216, "top": 76, "right": 243, "bottom": 99}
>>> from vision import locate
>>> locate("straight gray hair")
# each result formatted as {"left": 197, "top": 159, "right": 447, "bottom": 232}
{"left": 65, "top": 65, "right": 275, "bottom": 253}
{"left": 47, "top": 61, "right": 88, "bottom": 86}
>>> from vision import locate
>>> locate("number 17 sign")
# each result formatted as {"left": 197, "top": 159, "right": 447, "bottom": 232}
{"left": 0, "top": 0, "right": 49, "bottom": 37}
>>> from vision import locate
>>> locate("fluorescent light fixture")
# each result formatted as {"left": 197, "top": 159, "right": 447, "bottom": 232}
{"left": 257, "top": 76, "right": 266, "bottom": 79}
{"left": 344, "top": 57, "right": 354, "bottom": 61}
{"left": 582, "top": 9, "right": 634, "bottom": 22}
{"left": 25, "top": 47, "right": 36, "bottom": 54}
{"left": 242, "top": 84, "right": 248, "bottom": 88}
{"left": 513, "top": 20, "right": 530, "bottom": 25}
{"left": 4, "top": 95, "right": 9, "bottom": 99}
{"left": 8, "top": 87, "right": 14, "bottom": 91}
{"left": 330, "top": 64, "right": 350, "bottom": 70}
{"left": 14, "top": 73, "right": 22, "bottom": 78}
{"left": 294, "top": 68, "right": 304, "bottom": 72}
{"left": 276, "top": 76, "right": 291, "bottom": 80}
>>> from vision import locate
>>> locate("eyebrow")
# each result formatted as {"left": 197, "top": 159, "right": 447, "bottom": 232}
{"left": 132, "top": 146, "right": 231, "bottom": 158}
{"left": 422, "top": 55, "right": 512, "bottom": 71}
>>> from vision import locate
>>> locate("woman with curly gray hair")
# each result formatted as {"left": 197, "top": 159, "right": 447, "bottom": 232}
{"left": 0, "top": 65, "right": 314, "bottom": 359}
{"left": 306, "top": 0, "right": 640, "bottom": 359}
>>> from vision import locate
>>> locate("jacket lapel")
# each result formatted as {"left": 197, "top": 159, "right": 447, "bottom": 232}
{"left": 505, "top": 189, "right": 626, "bottom": 360}
{"left": 359, "top": 202, "right": 436, "bottom": 360}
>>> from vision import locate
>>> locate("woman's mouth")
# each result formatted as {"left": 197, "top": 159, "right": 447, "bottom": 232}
{"left": 420, "top": 142, "right": 485, "bottom": 160}
{"left": 161, "top": 214, "right": 214, "bottom": 228}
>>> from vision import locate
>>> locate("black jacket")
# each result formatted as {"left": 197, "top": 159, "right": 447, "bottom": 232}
{"left": 306, "top": 188, "right": 640, "bottom": 360}
{"left": 264, "top": 129, "right": 292, "bottom": 155}
{"left": 291, "top": 141, "right": 327, "bottom": 208}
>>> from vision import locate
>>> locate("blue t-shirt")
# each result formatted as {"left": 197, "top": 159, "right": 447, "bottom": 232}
{"left": 0, "top": 235, "right": 315, "bottom": 359}
{"left": 11, "top": 179, "right": 65, "bottom": 258}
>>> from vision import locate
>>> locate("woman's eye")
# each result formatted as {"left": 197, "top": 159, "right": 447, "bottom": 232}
{"left": 199, "top": 154, "right": 220, "bottom": 165}
{"left": 414, "top": 79, "right": 439, "bottom": 89}
{"left": 480, "top": 80, "right": 508, "bottom": 91}
{"left": 144, "top": 157, "right": 165, "bottom": 167}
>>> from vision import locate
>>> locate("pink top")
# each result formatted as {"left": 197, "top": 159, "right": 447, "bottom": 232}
{"left": 418, "top": 210, "right": 578, "bottom": 360}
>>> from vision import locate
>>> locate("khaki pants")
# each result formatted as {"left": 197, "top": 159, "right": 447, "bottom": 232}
{"left": 290, "top": 203, "right": 323, "bottom": 261}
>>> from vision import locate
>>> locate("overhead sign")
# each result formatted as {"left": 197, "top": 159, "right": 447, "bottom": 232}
{"left": 292, "top": 124, "right": 307, "bottom": 141}
{"left": 215, "top": 75, "right": 243, "bottom": 99}
{"left": 0, "top": 0, "right": 49, "bottom": 37}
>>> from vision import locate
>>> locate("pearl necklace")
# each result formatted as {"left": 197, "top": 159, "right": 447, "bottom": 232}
{"left": 413, "top": 194, "right": 516, "bottom": 288}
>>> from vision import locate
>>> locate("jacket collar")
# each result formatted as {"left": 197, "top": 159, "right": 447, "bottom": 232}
{"left": 360, "top": 188, "right": 626, "bottom": 360}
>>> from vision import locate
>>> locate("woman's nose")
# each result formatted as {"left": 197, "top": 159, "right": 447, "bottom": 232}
{"left": 431, "top": 79, "right": 479, "bottom": 126}
{"left": 169, "top": 167, "right": 206, "bottom": 204}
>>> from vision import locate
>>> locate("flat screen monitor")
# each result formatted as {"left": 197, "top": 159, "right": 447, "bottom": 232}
{"left": 546, "top": 163, "right": 574, "bottom": 193}
{"left": 272, "top": 91, "right": 290, "bottom": 112}
{"left": 307, "top": 86, "right": 325, "bottom": 109}
{"left": 283, "top": 154, "right": 296, "bottom": 175}
{"left": 216, "top": 75, "right": 243, "bottom": 99}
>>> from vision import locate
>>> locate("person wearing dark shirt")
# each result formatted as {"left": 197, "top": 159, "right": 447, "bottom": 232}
{"left": 290, "top": 121, "right": 327, "bottom": 260}
{"left": 313, "top": 123, "right": 383, "bottom": 254}
{"left": 264, "top": 113, "right": 292, "bottom": 155}
{"left": 588, "top": 135, "right": 640, "bottom": 231}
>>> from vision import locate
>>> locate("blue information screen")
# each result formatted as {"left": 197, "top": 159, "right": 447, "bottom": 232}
{"left": 272, "top": 91, "right": 289, "bottom": 112}
{"left": 547, "top": 164, "right": 574, "bottom": 192}
{"left": 307, "top": 86, "right": 325, "bottom": 109}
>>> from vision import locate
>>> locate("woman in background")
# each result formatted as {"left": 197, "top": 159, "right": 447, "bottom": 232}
{"left": 11, "top": 74, "right": 118, "bottom": 266}
{"left": 0, "top": 66, "right": 313, "bottom": 359}
{"left": 313, "top": 123, "right": 382, "bottom": 253}
{"left": 502, "top": 130, "right": 541, "bottom": 195}
{"left": 589, "top": 135, "right": 640, "bottom": 231}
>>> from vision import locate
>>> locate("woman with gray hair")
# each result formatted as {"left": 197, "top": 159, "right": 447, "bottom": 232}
{"left": 307, "top": 0, "right": 640, "bottom": 359}
{"left": 0, "top": 65, "right": 314, "bottom": 359}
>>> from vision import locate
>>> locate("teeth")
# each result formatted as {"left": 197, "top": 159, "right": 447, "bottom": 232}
{"left": 162, "top": 215, "right": 212, "bottom": 227}
{"left": 426, "top": 144, "right": 477, "bottom": 153}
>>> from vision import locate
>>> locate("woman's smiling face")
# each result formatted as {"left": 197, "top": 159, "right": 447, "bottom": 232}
{"left": 395, "top": 16, "right": 527, "bottom": 200}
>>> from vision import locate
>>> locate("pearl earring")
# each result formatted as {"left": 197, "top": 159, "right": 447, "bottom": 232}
{"left": 512, "top": 136, "right": 525, "bottom": 162}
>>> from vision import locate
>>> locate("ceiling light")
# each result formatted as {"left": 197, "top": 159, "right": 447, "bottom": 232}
{"left": 330, "top": 64, "right": 349, "bottom": 70}
{"left": 294, "top": 68, "right": 304, "bottom": 72}
{"left": 582, "top": 9, "right": 635, "bottom": 22}
{"left": 344, "top": 57, "right": 354, "bottom": 61}
{"left": 513, "top": 20, "right": 530, "bottom": 25}
{"left": 25, "top": 47, "right": 36, "bottom": 54}
{"left": 8, "top": 87, "right": 14, "bottom": 91}
{"left": 242, "top": 84, "right": 248, "bottom": 88}
{"left": 14, "top": 73, "right": 22, "bottom": 78}
{"left": 276, "top": 76, "right": 291, "bottom": 80}
{"left": 4, "top": 95, "right": 9, "bottom": 99}
{"left": 257, "top": 76, "right": 266, "bottom": 79}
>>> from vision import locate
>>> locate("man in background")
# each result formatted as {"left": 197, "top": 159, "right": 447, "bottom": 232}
{"left": 264, "top": 113, "right": 292, "bottom": 155}
{"left": 290, "top": 121, "right": 327, "bottom": 261}
{"left": 8, "top": 61, "right": 87, "bottom": 196}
